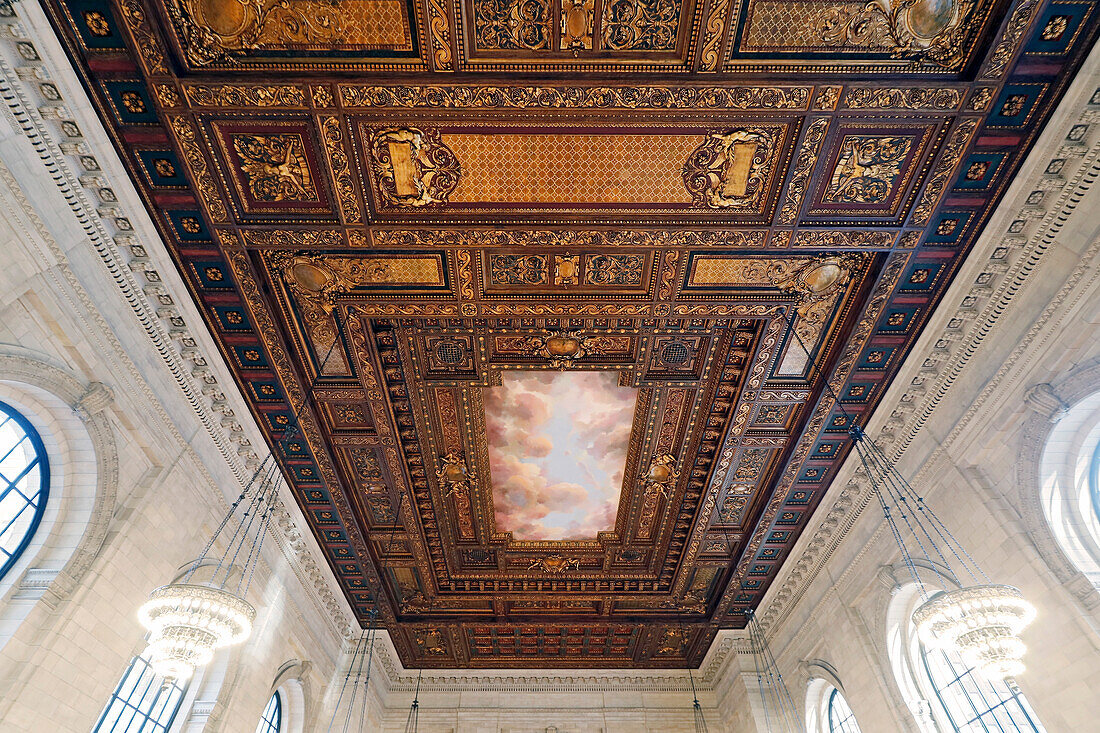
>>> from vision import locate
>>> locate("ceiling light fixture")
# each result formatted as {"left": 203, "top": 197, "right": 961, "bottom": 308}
{"left": 138, "top": 341, "right": 343, "bottom": 684}
{"left": 136, "top": 457, "right": 275, "bottom": 683}
{"left": 849, "top": 425, "right": 1036, "bottom": 680}
{"left": 779, "top": 281, "right": 1035, "bottom": 680}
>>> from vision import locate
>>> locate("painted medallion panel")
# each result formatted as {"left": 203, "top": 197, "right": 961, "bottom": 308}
{"left": 484, "top": 371, "right": 636, "bottom": 540}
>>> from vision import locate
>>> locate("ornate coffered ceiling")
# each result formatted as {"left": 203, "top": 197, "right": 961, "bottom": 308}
{"left": 39, "top": 0, "right": 1099, "bottom": 667}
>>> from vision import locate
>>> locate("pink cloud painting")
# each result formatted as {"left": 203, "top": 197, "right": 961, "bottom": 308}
{"left": 484, "top": 371, "right": 637, "bottom": 540}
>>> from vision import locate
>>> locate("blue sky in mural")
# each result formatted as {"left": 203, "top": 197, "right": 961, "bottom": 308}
{"left": 485, "top": 370, "right": 637, "bottom": 540}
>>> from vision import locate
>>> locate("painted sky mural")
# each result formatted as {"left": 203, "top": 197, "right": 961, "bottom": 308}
{"left": 484, "top": 371, "right": 637, "bottom": 540}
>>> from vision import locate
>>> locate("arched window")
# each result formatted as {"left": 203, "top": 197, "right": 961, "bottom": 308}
{"left": 827, "top": 688, "right": 861, "bottom": 733}
{"left": 1038, "top": 388, "right": 1100, "bottom": 583}
{"left": 0, "top": 399, "right": 48, "bottom": 581}
{"left": 887, "top": 579, "right": 1045, "bottom": 733}
{"left": 93, "top": 655, "right": 186, "bottom": 733}
{"left": 806, "top": 672, "right": 862, "bottom": 733}
{"left": 256, "top": 691, "right": 283, "bottom": 733}
{"left": 921, "top": 645, "right": 1044, "bottom": 732}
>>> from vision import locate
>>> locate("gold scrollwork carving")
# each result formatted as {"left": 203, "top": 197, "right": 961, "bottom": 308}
{"left": 480, "top": 304, "right": 652, "bottom": 316}
{"left": 657, "top": 250, "right": 680, "bottom": 301}
{"left": 233, "top": 134, "right": 317, "bottom": 202}
{"left": 118, "top": 0, "right": 170, "bottom": 75}
{"left": 457, "top": 250, "right": 475, "bottom": 300}
{"left": 776, "top": 118, "right": 829, "bottom": 225}
{"left": 369, "top": 127, "right": 461, "bottom": 208}
{"left": 683, "top": 128, "right": 777, "bottom": 209}
{"left": 819, "top": 0, "right": 975, "bottom": 69}
{"left": 503, "top": 330, "right": 617, "bottom": 368}
{"left": 436, "top": 452, "right": 476, "bottom": 498}
{"left": 642, "top": 454, "right": 679, "bottom": 500}
{"left": 474, "top": 0, "right": 552, "bottom": 50}
{"left": 242, "top": 229, "right": 344, "bottom": 249}
{"left": 320, "top": 117, "right": 362, "bottom": 223}
{"left": 769, "top": 254, "right": 862, "bottom": 343}
{"left": 184, "top": 84, "right": 307, "bottom": 107}
{"left": 372, "top": 229, "right": 769, "bottom": 248}
{"left": 698, "top": 0, "right": 729, "bottom": 71}
{"left": 527, "top": 555, "right": 581, "bottom": 573}
{"left": 791, "top": 230, "right": 896, "bottom": 248}
{"left": 340, "top": 85, "right": 811, "bottom": 110}
{"left": 843, "top": 87, "right": 963, "bottom": 110}
{"left": 167, "top": 0, "right": 347, "bottom": 67}
{"left": 562, "top": 0, "right": 594, "bottom": 50}
{"left": 981, "top": 0, "right": 1040, "bottom": 80}
{"left": 427, "top": 0, "right": 454, "bottom": 70}
{"left": 270, "top": 253, "right": 442, "bottom": 311}
{"left": 169, "top": 116, "right": 227, "bottom": 221}
{"left": 602, "top": 0, "right": 681, "bottom": 51}
{"left": 414, "top": 628, "right": 448, "bottom": 655}
{"left": 910, "top": 118, "right": 978, "bottom": 225}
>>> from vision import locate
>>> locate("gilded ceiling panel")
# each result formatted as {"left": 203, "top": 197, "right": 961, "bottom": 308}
{"left": 41, "top": 0, "right": 1100, "bottom": 667}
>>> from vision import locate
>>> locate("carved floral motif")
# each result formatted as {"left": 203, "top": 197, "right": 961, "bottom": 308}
{"left": 340, "top": 85, "right": 810, "bottom": 110}
{"left": 474, "top": 0, "right": 551, "bottom": 50}
{"left": 843, "top": 86, "right": 963, "bottom": 110}
{"left": 642, "top": 454, "right": 679, "bottom": 499}
{"left": 436, "top": 452, "right": 476, "bottom": 498}
{"left": 602, "top": 0, "right": 680, "bottom": 50}
{"left": 776, "top": 117, "right": 829, "bottom": 225}
{"left": 167, "top": 0, "right": 348, "bottom": 66}
{"left": 823, "top": 135, "right": 913, "bottom": 205}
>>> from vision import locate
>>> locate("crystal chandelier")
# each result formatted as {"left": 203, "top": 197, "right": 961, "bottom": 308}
{"left": 911, "top": 584, "right": 1036, "bottom": 679}
{"left": 137, "top": 339, "right": 345, "bottom": 684}
{"left": 774, "top": 285, "right": 1036, "bottom": 683}
{"left": 137, "top": 455, "right": 280, "bottom": 682}
{"left": 849, "top": 424, "right": 1037, "bottom": 680}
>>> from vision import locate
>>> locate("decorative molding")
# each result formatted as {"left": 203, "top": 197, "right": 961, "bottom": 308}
{"left": 1016, "top": 360, "right": 1100, "bottom": 611}
{"left": 1022, "top": 382, "right": 1069, "bottom": 422}
{"left": 339, "top": 84, "right": 811, "bottom": 110}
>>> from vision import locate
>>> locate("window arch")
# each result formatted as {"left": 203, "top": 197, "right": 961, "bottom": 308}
{"left": 827, "top": 688, "right": 861, "bottom": 733}
{"left": 93, "top": 655, "right": 187, "bottom": 733}
{"left": 256, "top": 691, "right": 283, "bottom": 733}
{"left": 1037, "top": 387, "right": 1100, "bottom": 583}
{"left": 805, "top": 670, "right": 862, "bottom": 733}
{"left": 886, "top": 579, "right": 1045, "bottom": 733}
{"left": 0, "top": 399, "right": 49, "bottom": 581}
